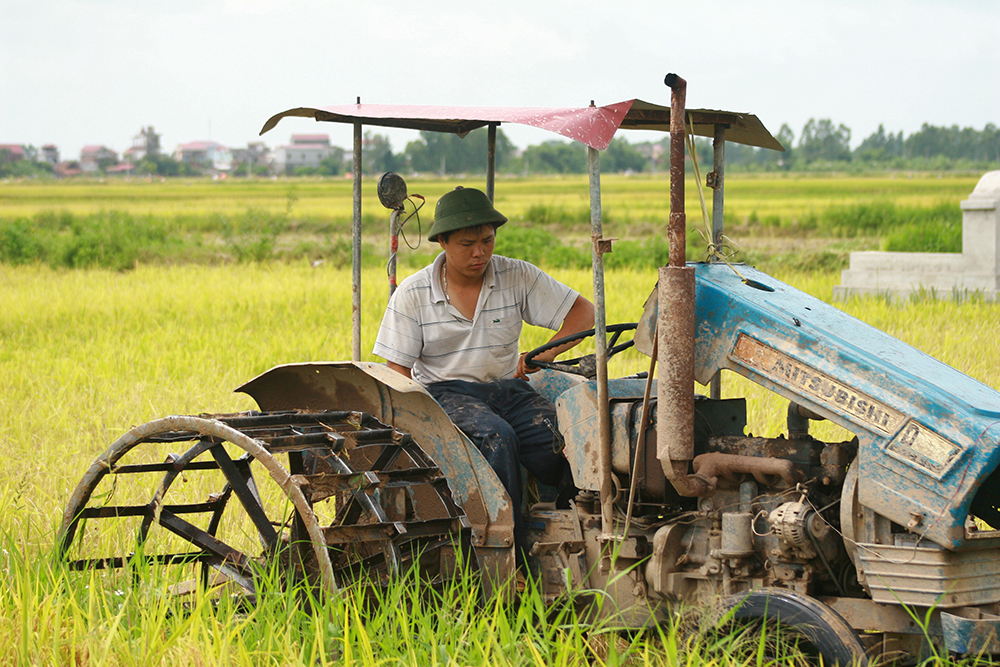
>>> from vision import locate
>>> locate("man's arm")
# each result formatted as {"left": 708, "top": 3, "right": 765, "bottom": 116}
{"left": 516, "top": 295, "right": 595, "bottom": 380}
{"left": 373, "top": 279, "right": 423, "bottom": 378}
{"left": 387, "top": 361, "right": 413, "bottom": 379}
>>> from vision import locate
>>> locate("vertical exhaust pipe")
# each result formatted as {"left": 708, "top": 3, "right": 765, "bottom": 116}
{"left": 658, "top": 73, "right": 713, "bottom": 497}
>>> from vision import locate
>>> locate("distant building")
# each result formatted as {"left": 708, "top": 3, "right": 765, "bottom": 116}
{"left": 40, "top": 144, "right": 59, "bottom": 165}
{"left": 104, "top": 163, "right": 135, "bottom": 175}
{"left": 124, "top": 126, "right": 161, "bottom": 163}
{"left": 273, "top": 134, "right": 336, "bottom": 173}
{"left": 172, "top": 141, "right": 232, "bottom": 171}
{"left": 0, "top": 144, "right": 25, "bottom": 161}
{"left": 54, "top": 162, "right": 83, "bottom": 178}
{"left": 80, "top": 145, "right": 118, "bottom": 173}
{"left": 230, "top": 141, "right": 271, "bottom": 174}
{"left": 292, "top": 134, "right": 329, "bottom": 145}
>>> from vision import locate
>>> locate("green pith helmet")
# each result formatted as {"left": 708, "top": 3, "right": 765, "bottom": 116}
{"left": 428, "top": 187, "right": 507, "bottom": 242}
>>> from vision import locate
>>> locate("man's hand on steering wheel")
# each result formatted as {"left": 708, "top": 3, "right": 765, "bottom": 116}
{"left": 521, "top": 322, "right": 638, "bottom": 380}
{"left": 516, "top": 350, "right": 548, "bottom": 380}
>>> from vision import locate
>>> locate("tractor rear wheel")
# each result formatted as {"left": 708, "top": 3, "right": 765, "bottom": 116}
{"left": 723, "top": 588, "right": 869, "bottom": 666}
{"left": 58, "top": 411, "right": 474, "bottom": 601}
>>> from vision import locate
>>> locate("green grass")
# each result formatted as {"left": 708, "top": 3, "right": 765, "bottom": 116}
{"left": 0, "top": 173, "right": 979, "bottom": 246}
{"left": 1, "top": 172, "right": 997, "bottom": 663}
{"left": 0, "top": 523, "right": 826, "bottom": 666}
{"left": 2, "top": 262, "right": 999, "bottom": 664}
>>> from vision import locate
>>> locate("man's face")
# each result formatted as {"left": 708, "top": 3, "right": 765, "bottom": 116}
{"left": 439, "top": 225, "right": 495, "bottom": 279}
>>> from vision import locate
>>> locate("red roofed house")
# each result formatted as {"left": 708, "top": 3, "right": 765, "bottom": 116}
{"left": 273, "top": 134, "right": 336, "bottom": 174}
{"left": 54, "top": 162, "right": 83, "bottom": 178}
{"left": 0, "top": 144, "right": 25, "bottom": 162}
{"left": 80, "top": 145, "right": 118, "bottom": 173}
{"left": 172, "top": 141, "right": 232, "bottom": 172}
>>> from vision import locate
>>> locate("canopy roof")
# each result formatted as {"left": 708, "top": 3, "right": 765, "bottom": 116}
{"left": 260, "top": 99, "right": 784, "bottom": 152}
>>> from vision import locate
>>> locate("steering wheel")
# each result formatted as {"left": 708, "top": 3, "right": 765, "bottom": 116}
{"left": 524, "top": 322, "right": 638, "bottom": 378}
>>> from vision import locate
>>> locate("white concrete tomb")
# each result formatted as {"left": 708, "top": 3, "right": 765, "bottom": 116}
{"left": 834, "top": 171, "right": 1000, "bottom": 301}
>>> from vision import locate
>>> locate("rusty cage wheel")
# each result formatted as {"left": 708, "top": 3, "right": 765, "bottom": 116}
{"left": 58, "top": 411, "right": 476, "bottom": 600}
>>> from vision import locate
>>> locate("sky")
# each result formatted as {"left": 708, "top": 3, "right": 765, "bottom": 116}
{"left": 2, "top": 0, "right": 998, "bottom": 161}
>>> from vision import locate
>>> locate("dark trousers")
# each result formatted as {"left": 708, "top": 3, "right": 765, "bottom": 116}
{"left": 426, "top": 378, "right": 575, "bottom": 563}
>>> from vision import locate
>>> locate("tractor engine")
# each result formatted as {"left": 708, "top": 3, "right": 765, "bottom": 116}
{"left": 550, "top": 383, "right": 857, "bottom": 607}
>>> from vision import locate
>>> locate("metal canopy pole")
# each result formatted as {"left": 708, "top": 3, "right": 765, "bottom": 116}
{"left": 352, "top": 118, "right": 362, "bottom": 362}
{"left": 709, "top": 124, "right": 726, "bottom": 400}
{"left": 588, "top": 144, "right": 614, "bottom": 536}
{"left": 711, "top": 124, "right": 727, "bottom": 249}
{"left": 388, "top": 208, "right": 400, "bottom": 297}
{"left": 486, "top": 124, "right": 497, "bottom": 202}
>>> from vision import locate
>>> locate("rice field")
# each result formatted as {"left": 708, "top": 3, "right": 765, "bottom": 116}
{"left": 0, "top": 173, "right": 980, "bottom": 232}
{"left": 1, "top": 258, "right": 999, "bottom": 665}
{"left": 1, "top": 173, "right": 998, "bottom": 664}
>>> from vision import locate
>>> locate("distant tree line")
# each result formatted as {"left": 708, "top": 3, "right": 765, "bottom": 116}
{"left": 1, "top": 146, "right": 52, "bottom": 178}
{"left": 3, "top": 119, "right": 997, "bottom": 180}
{"left": 691, "top": 120, "right": 1000, "bottom": 173}
{"left": 356, "top": 120, "right": 1000, "bottom": 176}
{"left": 355, "top": 130, "right": 652, "bottom": 176}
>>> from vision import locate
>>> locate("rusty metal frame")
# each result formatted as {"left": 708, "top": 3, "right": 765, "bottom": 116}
{"left": 352, "top": 116, "right": 362, "bottom": 361}
{"left": 587, "top": 143, "right": 614, "bottom": 535}
{"left": 236, "top": 362, "right": 517, "bottom": 593}
{"left": 708, "top": 124, "right": 727, "bottom": 400}
{"left": 61, "top": 409, "right": 478, "bottom": 597}
{"left": 262, "top": 99, "right": 779, "bottom": 360}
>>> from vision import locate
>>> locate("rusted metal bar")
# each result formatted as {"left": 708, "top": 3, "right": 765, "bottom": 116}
{"left": 588, "top": 143, "right": 614, "bottom": 534}
{"left": 487, "top": 123, "right": 497, "bottom": 202}
{"left": 352, "top": 117, "right": 363, "bottom": 362}
{"left": 210, "top": 445, "right": 278, "bottom": 546}
{"left": 390, "top": 516, "right": 470, "bottom": 539}
{"left": 657, "top": 268, "right": 707, "bottom": 496}
{"left": 219, "top": 411, "right": 357, "bottom": 428}
{"left": 68, "top": 552, "right": 208, "bottom": 571}
{"left": 658, "top": 73, "right": 711, "bottom": 498}
{"left": 711, "top": 124, "right": 727, "bottom": 251}
{"left": 333, "top": 444, "right": 404, "bottom": 526}
{"left": 158, "top": 510, "right": 249, "bottom": 568}
{"left": 300, "top": 471, "right": 383, "bottom": 500}
{"left": 709, "top": 124, "right": 726, "bottom": 401}
{"left": 665, "top": 74, "right": 686, "bottom": 269}
{"left": 260, "top": 432, "right": 345, "bottom": 453}
{"left": 299, "top": 467, "right": 439, "bottom": 502}
{"left": 323, "top": 516, "right": 467, "bottom": 543}
{"left": 323, "top": 522, "right": 405, "bottom": 543}
{"left": 157, "top": 509, "right": 259, "bottom": 594}
{"left": 79, "top": 502, "right": 221, "bottom": 519}
{"left": 389, "top": 208, "right": 400, "bottom": 297}
{"left": 624, "top": 332, "right": 657, "bottom": 532}
{"left": 324, "top": 445, "right": 403, "bottom": 574}
{"left": 105, "top": 460, "right": 220, "bottom": 474}
{"left": 709, "top": 377, "right": 722, "bottom": 402}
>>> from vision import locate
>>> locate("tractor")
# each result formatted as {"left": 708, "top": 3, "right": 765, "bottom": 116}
{"left": 58, "top": 75, "right": 1000, "bottom": 664}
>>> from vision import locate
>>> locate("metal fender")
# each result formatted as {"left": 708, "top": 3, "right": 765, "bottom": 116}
{"left": 237, "top": 361, "right": 516, "bottom": 577}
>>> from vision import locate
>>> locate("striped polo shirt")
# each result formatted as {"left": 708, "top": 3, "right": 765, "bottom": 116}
{"left": 373, "top": 253, "right": 578, "bottom": 385}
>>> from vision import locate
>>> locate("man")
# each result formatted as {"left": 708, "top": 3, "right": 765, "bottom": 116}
{"left": 373, "top": 186, "right": 594, "bottom": 559}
